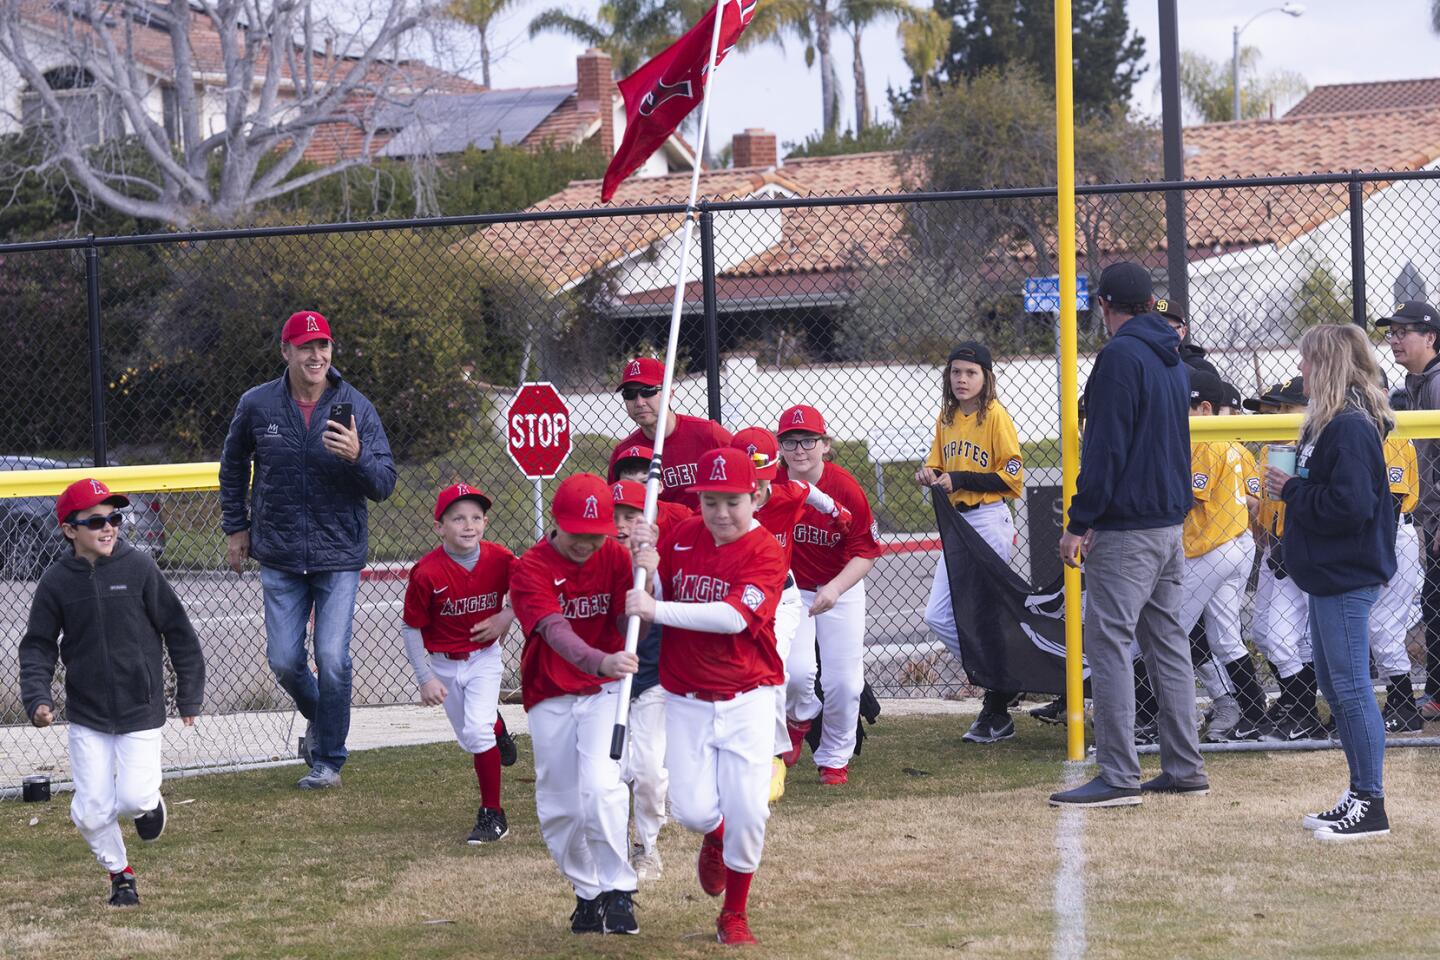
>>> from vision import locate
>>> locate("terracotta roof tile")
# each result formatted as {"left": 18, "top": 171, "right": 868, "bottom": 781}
{"left": 1286, "top": 78, "right": 1440, "bottom": 118}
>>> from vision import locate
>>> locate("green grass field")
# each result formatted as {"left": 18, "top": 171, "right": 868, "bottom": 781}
{"left": 3, "top": 714, "right": 1438, "bottom": 959}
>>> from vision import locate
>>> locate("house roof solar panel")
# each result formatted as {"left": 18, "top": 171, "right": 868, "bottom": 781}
{"left": 377, "top": 85, "right": 574, "bottom": 157}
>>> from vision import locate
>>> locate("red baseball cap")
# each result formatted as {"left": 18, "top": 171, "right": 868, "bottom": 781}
{"left": 56, "top": 478, "right": 129, "bottom": 524}
{"left": 614, "top": 444, "right": 655, "bottom": 464}
{"left": 689, "top": 447, "right": 757, "bottom": 495}
{"left": 730, "top": 427, "right": 780, "bottom": 480}
{"left": 552, "top": 473, "right": 617, "bottom": 535}
{"left": 281, "top": 311, "right": 332, "bottom": 345}
{"left": 434, "top": 482, "right": 492, "bottom": 521}
{"left": 617, "top": 357, "right": 664, "bottom": 390}
{"left": 777, "top": 404, "right": 826, "bottom": 437}
{"left": 611, "top": 480, "right": 646, "bottom": 511}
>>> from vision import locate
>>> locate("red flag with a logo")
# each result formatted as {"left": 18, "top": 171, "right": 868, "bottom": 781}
{"left": 600, "top": 0, "right": 757, "bottom": 202}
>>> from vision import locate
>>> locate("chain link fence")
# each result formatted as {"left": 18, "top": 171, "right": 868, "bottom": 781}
{"left": 4, "top": 167, "right": 1440, "bottom": 782}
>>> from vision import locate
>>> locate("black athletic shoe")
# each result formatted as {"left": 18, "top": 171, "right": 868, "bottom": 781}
{"left": 1229, "top": 718, "right": 1278, "bottom": 742}
{"left": 1140, "top": 772, "right": 1210, "bottom": 795}
{"left": 1272, "top": 707, "right": 1325, "bottom": 742}
{"left": 1384, "top": 699, "right": 1424, "bottom": 734}
{"left": 1028, "top": 698, "right": 1066, "bottom": 725}
{"left": 467, "top": 807, "right": 508, "bottom": 844}
{"left": 570, "top": 894, "right": 604, "bottom": 933}
{"left": 108, "top": 869, "right": 139, "bottom": 907}
{"left": 962, "top": 711, "right": 1015, "bottom": 744}
{"left": 496, "top": 716, "right": 518, "bottom": 767}
{"left": 134, "top": 795, "right": 166, "bottom": 842}
{"left": 1314, "top": 793, "right": 1389, "bottom": 842}
{"left": 1301, "top": 789, "right": 1355, "bottom": 830}
{"left": 601, "top": 890, "right": 639, "bottom": 934}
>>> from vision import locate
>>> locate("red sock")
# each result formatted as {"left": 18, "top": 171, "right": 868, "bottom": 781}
{"left": 110, "top": 865, "right": 133, "bottom": 880}
{"left": 473, "top": 748, "right": 501, "bottom": 810}
{"left": 705, "top": 821, "right": 725, "bottom": 846}
{"left": 722, "top": 867, "right": 753, "bottom": 914}
{"left": 494, "top": 716, "right": 506, "bottom": 737}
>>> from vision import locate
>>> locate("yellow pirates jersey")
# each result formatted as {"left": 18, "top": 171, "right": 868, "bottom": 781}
{"left": 1385, "top": 436, "right": 1419, "bottom": 515}
{"left": 924, "top": 400, "right": 1024, "bottom": 508}
{"left": 1183, "top": 441, "right": 1250, "bottom": 558}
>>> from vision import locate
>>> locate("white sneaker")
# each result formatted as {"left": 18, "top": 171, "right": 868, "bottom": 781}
{"left": 631, "top": 848, "right": 663, "bottom": 883}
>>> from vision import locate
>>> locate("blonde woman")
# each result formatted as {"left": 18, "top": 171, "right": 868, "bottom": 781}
{"left": 1264, "top": 324, "right": 1397, "bottom": 842}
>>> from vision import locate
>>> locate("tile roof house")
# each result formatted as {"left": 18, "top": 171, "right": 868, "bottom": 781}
{"left": 465, "top": 77, "right": 1440, "bottom": 352}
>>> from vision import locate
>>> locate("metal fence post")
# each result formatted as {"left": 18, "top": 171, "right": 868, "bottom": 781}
{"left": 1158, "top": 0, "right": 1189, "bottom": 308}
{"left": 1349, "top": 171, "right": 1367, "bottom": 327}
{"left": 698, "top": 206, "right": 723, "bottom": 424}
{"left": 83, "top": 237, "right": 107, "bottom": 467}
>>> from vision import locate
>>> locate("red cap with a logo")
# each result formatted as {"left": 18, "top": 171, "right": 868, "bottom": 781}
{"left": 777, "top": 404, "right": 826, "bottom": 437}
{"left": 611, "top": 480, "right": 646, "bottom": 511}
{"left": 552, "top": 473, "right": 617, "bottom": 535}
{"left": 434, "top": 482, "right": 492, "bottom": 521}
{"left": 56, "top": 477, "right": 129, "bottom": 524}
{"left": 613, "top": 444, "right": 655, "bottom": 464}
{"left": 281, "top": 311, "right": 332, "bottom": 345}
{"left": 689, "top": 447, "right": 758, "bottom": 495}
{"left": 617, "top": 357, "right": 664, "bottom": 390}
{"left": 730, "top": 427, "right": 780, "bottom": 480}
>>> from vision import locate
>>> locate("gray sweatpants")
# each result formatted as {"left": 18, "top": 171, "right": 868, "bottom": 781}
{"left": 1084, "top": 525, "right": 1206, "bottom": 789}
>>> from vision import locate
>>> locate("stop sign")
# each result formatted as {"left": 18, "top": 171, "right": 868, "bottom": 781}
{"left": 506, "top": 382, "right": 572, "bottom": 478}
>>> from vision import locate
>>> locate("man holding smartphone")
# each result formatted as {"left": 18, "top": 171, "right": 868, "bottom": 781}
{"left": 219, "top": 311, "right": 397, "bottom": 789}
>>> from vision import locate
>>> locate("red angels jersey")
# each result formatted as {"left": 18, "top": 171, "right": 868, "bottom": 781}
{"left": 658, "top": 516, "right": 787, "bottom": 696}
{"left": 656, "top": 499, "right": 695, "bottom": 540}
{"left": 780, "top": 463, "right": 882, "bottom": 591}
{"left": 755, "top": 479, "right": 810, "bottom": 569}
{"left": 609, "top": 415, "right": 734, "bottom": 509}
{"left": 402, "top": 543, "right": 514, "bottom": 655}
{"left": 509, "top": 536, "right": 633, "bottom": 710}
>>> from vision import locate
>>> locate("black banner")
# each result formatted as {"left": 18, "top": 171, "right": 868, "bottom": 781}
{"left": 931, "top": 488, "right": 1089, "bottom": 696}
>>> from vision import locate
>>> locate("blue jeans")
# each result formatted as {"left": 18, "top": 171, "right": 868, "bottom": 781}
{"left": 261, "top": 566, "right": 360, "bottom": 773}
{"left": 1308, "top": 586, "right": 1385, "bottom": 796}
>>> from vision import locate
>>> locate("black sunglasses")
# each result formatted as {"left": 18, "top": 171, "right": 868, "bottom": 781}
{"left": 69, "top": 512, "right": 125, "bottom": 531}
{"left": 621, "top": 385, "right": 662, "bottom": 401}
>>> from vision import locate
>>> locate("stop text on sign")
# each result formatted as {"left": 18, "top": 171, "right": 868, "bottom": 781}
{"left": 506, "top": 382, "right": 573, "bottom": 479}
{"left": 509, "top": 411, "right": 568, "bottom": 447}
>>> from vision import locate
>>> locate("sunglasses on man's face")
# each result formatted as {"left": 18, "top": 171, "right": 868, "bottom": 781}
{"left": 69, "top": 512, "right": 125, "bottom": 531}
{"left": 622, "top": 385, "right": 661, "bottom": 401}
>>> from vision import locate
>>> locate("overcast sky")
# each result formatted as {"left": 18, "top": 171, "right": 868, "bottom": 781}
{"left": 466, "top": 0, "right": 1440, "bottom": 156}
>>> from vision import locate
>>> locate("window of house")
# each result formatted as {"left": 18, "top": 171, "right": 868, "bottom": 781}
{"left": 19, "top": 67, "right": 123, "bottom": 146}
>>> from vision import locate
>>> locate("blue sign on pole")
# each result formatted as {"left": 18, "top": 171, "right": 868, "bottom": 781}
{"left": 1023, "top": 275, "right": 1090, "bottom": 313}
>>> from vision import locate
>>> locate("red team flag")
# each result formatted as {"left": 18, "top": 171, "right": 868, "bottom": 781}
{"left": 600, "top": 0, "right": 758, "bottom": 202}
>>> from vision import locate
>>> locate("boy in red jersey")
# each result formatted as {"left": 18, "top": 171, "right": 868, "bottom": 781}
{"left": 401, "top": 483, "right": 517, "bottom": 845}
{"left": 508, "top": 474, "right": 642, "bottom": 935}
{"left": 625, "top": 447, "right": 788, "bottom": 946}
{"left": 729, "top": 426, "right": 851, "bottom": 801}
{"left": 612, "top": 443, "right": 695, "bottom": 534}
{"left": 608, "top": 357, "right": 731, "bottom": 509}
{"left": 776, "top": 405, "right": 882, "bottom": 785}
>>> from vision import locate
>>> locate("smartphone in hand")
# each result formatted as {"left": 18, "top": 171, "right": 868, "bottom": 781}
{"left": 328, "top": 402, "right": 353, "bottom": 429}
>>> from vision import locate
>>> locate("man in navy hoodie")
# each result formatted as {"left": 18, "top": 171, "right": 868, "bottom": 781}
{"left": 1050, "top": 263, "right": 1208, "bottom": 807}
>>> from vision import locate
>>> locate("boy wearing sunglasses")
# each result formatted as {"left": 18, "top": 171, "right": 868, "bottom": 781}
{"left": 607, "top": 357, "right": 731, "bottom": 510}
{"left": 19, "top": 478, "right": 206, "bottom": 907}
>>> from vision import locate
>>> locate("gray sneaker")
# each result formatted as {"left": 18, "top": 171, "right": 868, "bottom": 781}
{"left": 299, "top": 720, "right": 315, "bottom": 767}
{"left": 296, "top": 764, "right": 341, "bottom": 790}
{"left": 1203, "top": 695, "right": 1241, "bottom": 742}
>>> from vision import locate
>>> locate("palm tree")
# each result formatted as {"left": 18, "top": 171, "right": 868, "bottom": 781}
{"left": 528, "top": 0, "right": 677, "bottom": 76}
{"left": 837, "top": 0, "right": 920, "bottom": 132}
{"left": 898, "top": 8, "right": 948, "bottom": 105}
{"left": 447, "top": 0, "right": 524, "bottom": 88}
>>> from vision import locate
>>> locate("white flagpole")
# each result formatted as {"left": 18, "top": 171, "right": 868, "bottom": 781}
{"left": 611, "top": 0, "right": 733, "bottom": 760}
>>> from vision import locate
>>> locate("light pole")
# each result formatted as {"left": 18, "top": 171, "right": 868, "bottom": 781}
{"left": 1232, "top": 3, "right": 1305, "bottom": 121}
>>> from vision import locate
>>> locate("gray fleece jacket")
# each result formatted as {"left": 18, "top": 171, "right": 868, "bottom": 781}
{"left": 1405, "top": 357, "right": 1440, "bottom": 534}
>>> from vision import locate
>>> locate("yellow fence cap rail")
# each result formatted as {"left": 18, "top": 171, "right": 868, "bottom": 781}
{"left": 1188, "top": 410, "right": 1440, "bottom": 442}
{"left": 0, "top": 462, "right": 223, "bottom": 499}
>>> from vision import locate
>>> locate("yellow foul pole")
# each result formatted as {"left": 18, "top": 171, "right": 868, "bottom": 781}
{"left": 1054, "top": 0, "right": 1084, "bottom": 762}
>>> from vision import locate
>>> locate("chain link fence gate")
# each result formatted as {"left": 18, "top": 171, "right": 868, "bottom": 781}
{"left": 4, "top": 167, "right": 1440, "bottom": 785}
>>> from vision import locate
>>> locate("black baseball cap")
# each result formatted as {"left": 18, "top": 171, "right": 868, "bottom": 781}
{"left": 1188, "top": 369, "right": 1228, "bottom": 409}
{"left": 947, "top": 341, "right": 993, "bottom": 372}
{"left": 1096, "top": 262, "right": 1154, "bottom": 306}
{"left": 1242, "top": 376, "right": 1307, "bottom": 410}
{"left": 1154, "top": 297, "right": 1185, "bottom": 325}
{"left": 1219, "top": 379, "right": 1244, "bottom": 412}
{"left": 1375, "top": 300, "right": 1440, "bottom": 331}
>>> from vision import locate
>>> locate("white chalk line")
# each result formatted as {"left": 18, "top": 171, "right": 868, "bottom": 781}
{"left": 1052, "top": 760, "right": 1089, "bottom": 960}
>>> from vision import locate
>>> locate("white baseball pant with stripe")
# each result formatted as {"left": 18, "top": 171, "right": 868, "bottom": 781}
{"left": 1371, "top": 519, "right": 1420, "bottom": 677}
{"left": 428, "top": 642, "right": 502, "bottom": 754}
{"left": 69, "top": 723, "right": 163, "bottom": 875}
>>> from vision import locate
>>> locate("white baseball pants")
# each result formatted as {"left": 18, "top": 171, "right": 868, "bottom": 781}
{"left": 923, "top": 501, "right": 1015, "bottom": 664}
{"left": 68, "top": 723, "right": 163, "bottom": 874}
{"left": 1251, "top": 545, "right": 1308, "bottom": 677}
{"left": 788, "top": 581, "right": 867, "bottom": 770}
{"left": 773, "top": 581, "right": 803, "bottom": 754}
{"left": 1177, "top": 533, "right": 1253, "bottom": 666}
{"left": 428, "top": 642, "right": 502, "bottom": 755}
{"left": 664, "top": 687, "right": 773, "bottom": 873}
{"left": 620, "top": 683, "right": 668, "bottom": 855}
{"left": 1371, "top": 520, "right": 1420, "bottom": 677}
{"left": 529, "top": 685, "right": 638, "bottom": 899}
